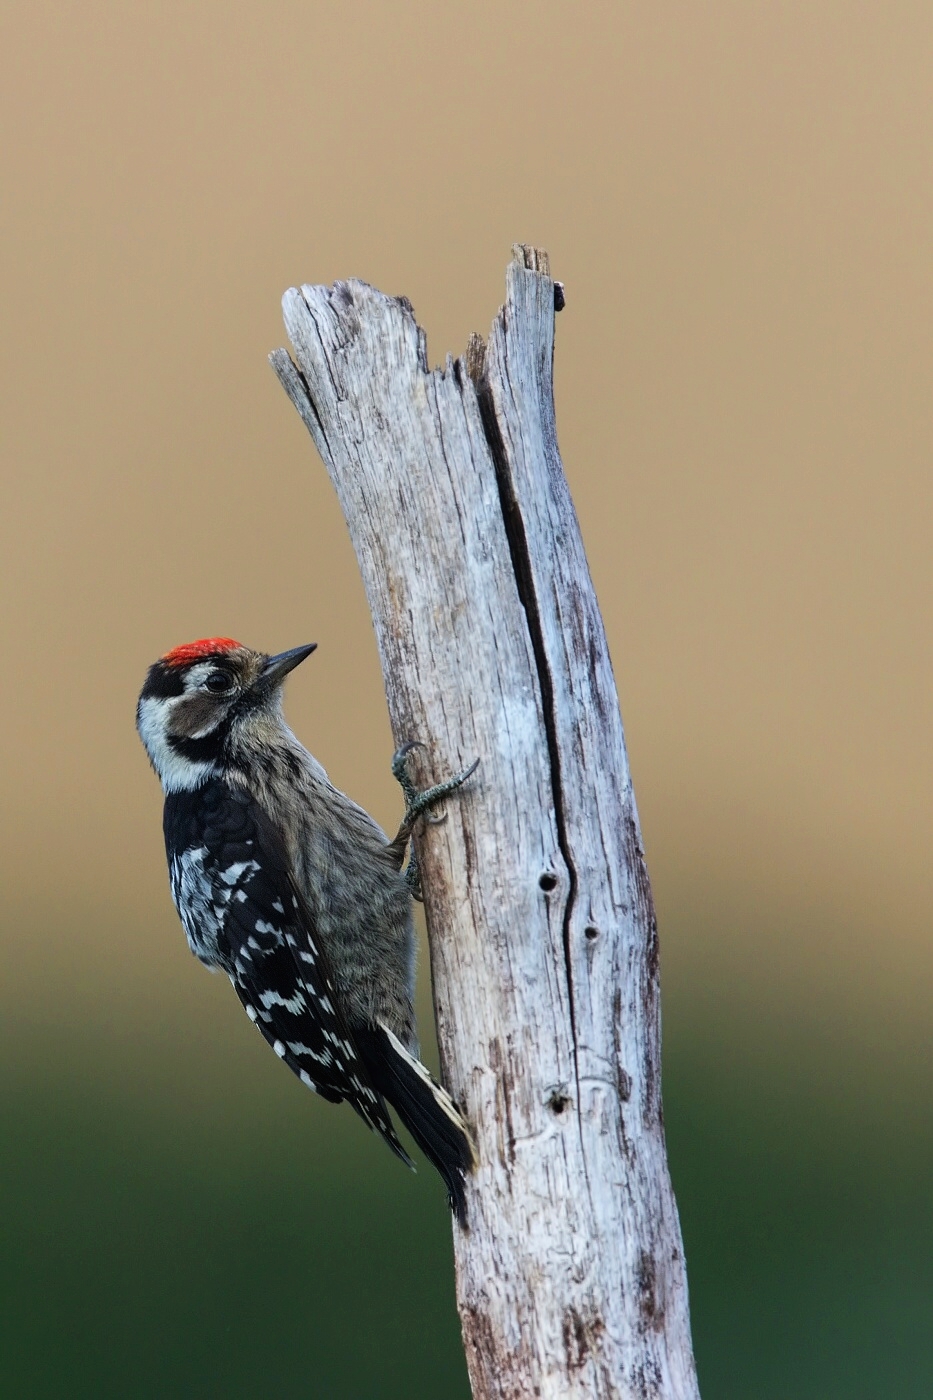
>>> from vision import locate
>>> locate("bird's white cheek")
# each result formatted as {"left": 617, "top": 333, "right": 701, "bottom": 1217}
{"left": 186, "top": 714, "right": 229, "bottom": 740}
{"left": 137, "top": 696, "right": 216, "bottom": 793}
{"left": 136, "top": 697, "right": 171, "bottom": 769}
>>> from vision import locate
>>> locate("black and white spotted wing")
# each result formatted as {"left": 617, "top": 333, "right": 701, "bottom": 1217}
{"left": 163, "top": 778, "right": 412, "bottom": 1163}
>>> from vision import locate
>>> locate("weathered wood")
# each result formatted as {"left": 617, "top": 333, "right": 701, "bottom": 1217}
{"left": 271, "top": 246, "right": 700, "bottom": 1400}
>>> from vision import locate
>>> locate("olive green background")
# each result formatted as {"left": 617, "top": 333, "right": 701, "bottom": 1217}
{"left": 2, "top": 3, "right": 931, "bottom": 1395}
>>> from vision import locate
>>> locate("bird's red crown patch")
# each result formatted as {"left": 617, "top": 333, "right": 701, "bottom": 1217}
{"left": 162, "top": 637, "right": 242, "bottom": 667}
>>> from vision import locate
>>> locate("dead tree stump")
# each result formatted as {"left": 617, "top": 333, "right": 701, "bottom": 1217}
{"left": 271, "top": 245, "right": 700, "bottom": 1400}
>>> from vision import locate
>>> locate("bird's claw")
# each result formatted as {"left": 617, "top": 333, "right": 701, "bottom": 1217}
{"left": 400, "top": 755, "right": 480, "bottom": 825}
{"left": 388, "top": 747, "right": 480, "bottom": 894}
{"left": 391, "top": 741, "right": 426, "bottom": 811}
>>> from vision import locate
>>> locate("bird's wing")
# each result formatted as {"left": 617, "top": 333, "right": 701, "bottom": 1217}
{"left": 163, "top": 778, "right": 413, "bottom": 1161}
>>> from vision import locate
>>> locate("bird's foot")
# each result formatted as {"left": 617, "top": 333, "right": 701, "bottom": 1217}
{"left": 388, "top": 744, "right": 480, "bottom": 897}
{"left": 392, "top": 743, "right": 480, "bottom": 825}
{"left": 403, "top": 850, "right": 424, "bottom": 901}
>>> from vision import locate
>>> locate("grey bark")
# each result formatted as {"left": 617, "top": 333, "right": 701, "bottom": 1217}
{"left": 271, "top": 245, "right": 700, "bottom": 1400}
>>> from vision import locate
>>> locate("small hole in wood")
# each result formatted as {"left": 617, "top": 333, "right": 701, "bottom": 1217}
{"left": 584, "top": 926, "right": 599, "bottom": 942}
{"left": 539, "top": 872, "right": 558, "bottom": 892}
{"left": 547, "top": 1089, "right": 572, "bottom": 1115}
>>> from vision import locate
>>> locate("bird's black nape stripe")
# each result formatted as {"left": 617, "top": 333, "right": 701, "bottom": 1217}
{"left": 168, "top": 728, "right": 228, "bottom": 766}
{"left": 140, "top": 662, "right": 186, "bottom": 699}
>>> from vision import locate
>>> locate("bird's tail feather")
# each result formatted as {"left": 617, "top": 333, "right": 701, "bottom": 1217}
{"left": 354, "top": 1022, "right": 477, "bottom": 1225}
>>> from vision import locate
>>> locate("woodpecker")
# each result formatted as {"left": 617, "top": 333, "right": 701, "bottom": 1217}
{"left": 137, "top": 636, "right": 477, "bottom": 1221}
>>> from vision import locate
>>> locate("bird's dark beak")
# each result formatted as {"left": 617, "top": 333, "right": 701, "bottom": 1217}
{"left": 260, "top": 643, "right": 317, "bottom": 688}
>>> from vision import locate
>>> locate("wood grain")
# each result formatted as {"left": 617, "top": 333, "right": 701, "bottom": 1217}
{"left": 271, "top": 246, "right": 699, "bottom": 1399}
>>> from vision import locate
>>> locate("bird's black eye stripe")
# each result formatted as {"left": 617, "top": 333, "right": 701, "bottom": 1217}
{"left": 204, "top": 671, "right": 235, "bottom": 694}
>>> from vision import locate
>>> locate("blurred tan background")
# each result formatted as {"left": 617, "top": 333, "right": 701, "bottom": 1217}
{"left": 1, "top": 3, "right": 931, "bottom": 1396}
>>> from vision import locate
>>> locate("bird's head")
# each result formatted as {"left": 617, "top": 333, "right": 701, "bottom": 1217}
{"left": 136, "top": 637, "right": 316, "bottom": 791}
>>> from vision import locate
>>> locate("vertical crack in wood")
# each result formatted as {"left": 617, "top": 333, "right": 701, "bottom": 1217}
{"left": 269, "top": 346, "right": 334, "bottom": 464}
{"left": 471, "top": 367, "right": 582, "bottom": 1092}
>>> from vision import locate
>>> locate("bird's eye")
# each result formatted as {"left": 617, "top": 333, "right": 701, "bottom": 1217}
{"left": 204, "top": 671, "right": 234, "bottom": 694}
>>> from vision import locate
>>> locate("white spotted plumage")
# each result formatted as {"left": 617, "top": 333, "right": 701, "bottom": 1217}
{"left": 169, "top": 846, "right": 261, "bottom": 967}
